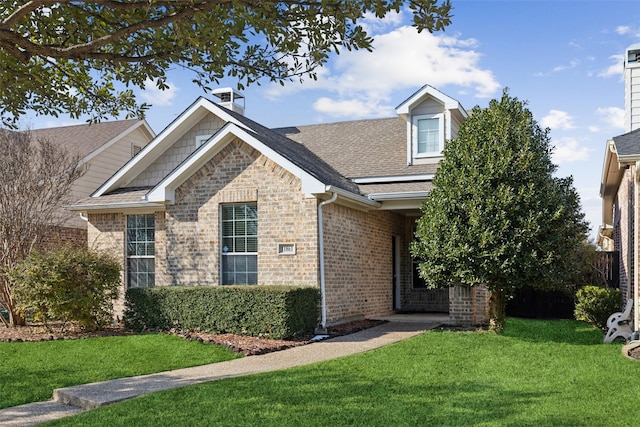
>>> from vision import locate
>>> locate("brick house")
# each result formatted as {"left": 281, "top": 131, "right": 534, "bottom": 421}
{"left": 599, "top": 44, "right": 640, "bottom": 333}
{"left": 29, "top": 120, "right": 154, "bottom": 249}
{"left": 70, "top": 85, "right": 490, "bottom": 328}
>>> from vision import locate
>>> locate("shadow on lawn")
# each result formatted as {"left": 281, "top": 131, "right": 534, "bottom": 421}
{"left": 501, "top": 318, "right": 605, "bottom": 345}
{"left": 74, "top": 366, "right": 610, "bottom": 427}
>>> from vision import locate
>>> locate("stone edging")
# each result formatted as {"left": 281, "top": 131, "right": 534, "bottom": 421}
{"left": 622, "top": 342, "right": 640, "bottom": 361}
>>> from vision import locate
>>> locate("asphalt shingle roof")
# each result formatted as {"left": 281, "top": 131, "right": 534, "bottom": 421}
{"left": 613, "top": 128, "right": 640, "bottom": 156}
{"left": 72, "top": 187, "right": 152, "bottom": 208}
{"left": 273, "top": 118, "right": 439, "bottom": 179}
{"left": 220, "top": 106, "right": 360, "bottom": 194}
{"left": 30, "top": 119, "right": 143, "bottom": 159}
{"left": 73, "top": 100, "right": 438, "bottom": 209}
{"left": 357, "top": 181, "right": 434, "bottom": 195}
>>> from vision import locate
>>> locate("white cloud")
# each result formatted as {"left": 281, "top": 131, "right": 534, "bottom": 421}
{"left": 596, "top": 106, "right": 625, "bottom": 130}
{"left": 140, "top": 79, "right": 179, "bottom": 106}
{"left": 552, "top": 137, "right": 592, "bottom": 164}
{"left": 264, "top": 26, "right": 500, "bottom": 119}
{"left": 361, "top": 10, "right": 404, "bottom": 35}
{"left": 615, "top": 25, "right": 640, "bottom": 37}
{"left": 551, "top": 59, "right": 580, "bottom": 73}
{"left": 616, "top": 26, "right": 632, "bottom": 35}
{"left": 568, "top": 40, "right": 581, "bottom": 49}
{"left": 588, "top": 125, "right": 600, "bottom": 133}
{"left": 541, "top": 110, "right": 575, "bottom": 130}
{"left": 313, "top": 97, "right": 394, "bottom": 118}
{"left": 598, "top": 54, "right": 624, "bottom": 78}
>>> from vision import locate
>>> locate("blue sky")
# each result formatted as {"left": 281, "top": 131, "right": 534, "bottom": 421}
{"left": 24, "top": 0, "right": 640, "bottom": 241}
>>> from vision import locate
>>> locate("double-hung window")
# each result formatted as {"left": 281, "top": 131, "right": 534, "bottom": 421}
{"left": 221, "top": 203, "right": 258, "bottom": 285}
{"left": 413, "top": 114, "right": 444, "bottom": 157}
{"left": 126, "top": 214, "right": 155, "bottom": 288}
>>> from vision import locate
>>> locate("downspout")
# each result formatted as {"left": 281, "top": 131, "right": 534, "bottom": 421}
{"left": 634, "top": 162, "right": 640, "bottom": 335}
{"left": 318, "top": 191, "right": 338, "bottom": 333}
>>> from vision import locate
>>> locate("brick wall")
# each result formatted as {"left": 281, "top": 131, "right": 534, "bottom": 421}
{"left": 321, "top": 204, "right": 406, "bottom": 324}
{"left": 162, "top": 138, "right": 319, "bottom": 287}
{"left": 87, "top": 213, "right": 127, "bottom": 316}
{"left": 38, "top": 226, "right": 87, "bottom": 251}
{"left": 449, "top": 285, "right": 490, "bottom": 326}
{"left": 614, "top": 168, "right": 633, "bottom": 302}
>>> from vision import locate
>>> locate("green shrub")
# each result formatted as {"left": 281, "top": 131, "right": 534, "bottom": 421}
{"left": 9, "top": 247, "right": 121, "bottom": 331}
{"left": 574, "top": 285, "right": 622, "bottom": 330}
{"left": 124, "top": 286, "right": 320, "bottom": 339}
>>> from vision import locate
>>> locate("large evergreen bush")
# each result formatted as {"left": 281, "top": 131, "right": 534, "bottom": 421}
{"left": 10, "top": 247, "right": 121, "bottom": 331}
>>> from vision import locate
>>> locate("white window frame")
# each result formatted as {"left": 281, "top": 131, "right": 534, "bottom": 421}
{"left": 412, "top": 113, "right": 444, "bottom": 158}
{"left": 126, "top": 214, "right": 155, "bottom": 288}
{"left": 220, "top": 203, "right": 258, "bottom": 285}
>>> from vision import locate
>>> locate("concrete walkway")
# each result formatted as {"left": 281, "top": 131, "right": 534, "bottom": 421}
{"left": 0, "top": 314, "right": 446, "bottom": 426}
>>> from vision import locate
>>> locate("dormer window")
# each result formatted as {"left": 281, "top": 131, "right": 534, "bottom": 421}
{"left": 413, "top": 114, "right": 444, "bottom": 157}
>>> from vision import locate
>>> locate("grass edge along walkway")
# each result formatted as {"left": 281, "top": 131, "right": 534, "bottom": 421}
{"left": 0, "top": 333, "right": 241, "bottom": 410}
{"left": 0, "top": 321, "right": 436, "bottom": 426}
{"left": 44, "top": 319, "right": 640, "bottom": 427}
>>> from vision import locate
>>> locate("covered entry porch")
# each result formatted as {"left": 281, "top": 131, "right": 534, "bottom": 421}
{"left": 387, "top": 211, "right": 490, "bottom": 326}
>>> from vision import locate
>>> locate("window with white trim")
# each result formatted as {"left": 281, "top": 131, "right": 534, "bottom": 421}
{"left": 413, "top": 114, "right": 444, "bottom": 157}
{"left": 126, "top": 214, "right": 155, "bottom": 288}
{"left": 221, "top": 203, "right": 258, "bottom": 285}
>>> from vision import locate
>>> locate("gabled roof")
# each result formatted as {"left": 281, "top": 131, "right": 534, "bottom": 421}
{"left": 395, "top": 84, "right": 468, "bottom": 118}
{"left": 221, "top": 107, "right": 359, "bottom": 193}
{"left": 93, "top": 97, "right": 359, "bottom": 202}
{"left": 145, "top": 122, "right": 361, "bottom": 204}
{"left": 93, "top": 97, "right": 248, "bottom": 196}
{"left": 82, "top": 86, "right": 468, "bottom": 212}
{"left": 30, "top": 119, "right": 154, "bottom": 163}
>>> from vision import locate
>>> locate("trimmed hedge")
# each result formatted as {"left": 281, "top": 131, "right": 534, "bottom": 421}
{"left": 124, "top": 285, "right": 320, "bottom": 339}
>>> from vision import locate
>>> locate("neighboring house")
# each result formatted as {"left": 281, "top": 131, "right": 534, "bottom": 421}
{"left": 599, "top": 44, "right": 640, "bottom": 333}
{"left": 30, "top": 120, "right": 155, "bottom": 249}
{"left": 69, "top": 85, "right": 491, "bottom": 328}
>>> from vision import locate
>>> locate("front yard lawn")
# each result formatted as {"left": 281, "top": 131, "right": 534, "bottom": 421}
{"left": 0, "top": 334, "right": 240, "bottom": 409}
{"left": 46, "top": 318, "right": 640, "bottom": 426}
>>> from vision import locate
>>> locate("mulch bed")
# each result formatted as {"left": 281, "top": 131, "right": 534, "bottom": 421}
{"left": 5, "top": 320, "right": 638, "bottom": 361}
{"left": 0, "top": 319, "right": 386, "bottom": 356}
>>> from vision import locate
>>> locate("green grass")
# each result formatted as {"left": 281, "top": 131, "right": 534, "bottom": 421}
{"left": 46, "top": 318, "right": 640, "bottom": 427}
{"left": 0, "top": 334, "right": 240, "bottom": 409}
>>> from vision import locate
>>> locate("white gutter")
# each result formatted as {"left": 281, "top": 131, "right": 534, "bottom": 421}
{"left": 368, "top": 191, "right": 430, "bottom": 201}
{"left": 317, "top": 191, "right": 338, "bottom": 332}
{"left": 325, "top": 186, "right": 381, "bottom": 210}
{"left": 351, "top": 174, "right": 435, "bottom": 184}
{"left": 67, "top": 202, "right": 164, "bottom": 212}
